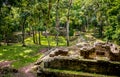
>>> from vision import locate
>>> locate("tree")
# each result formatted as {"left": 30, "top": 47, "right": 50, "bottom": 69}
{"left": 20, "top": 11, "right": 29, "bottom": 46}
{"left": 55, "top": 0, "right": 60, "bottom": 46}
{"left": 66, "top": 0, "right": 72, "bottom": 46}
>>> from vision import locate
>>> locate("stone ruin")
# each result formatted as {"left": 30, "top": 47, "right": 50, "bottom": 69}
{"left": 49, "top": 48, "right": 69, "bottom": 57}
{"left": 40, "top": 42, "right": 120, "bottom": 62}
{"left": 35, "top": 42, "right": 120, "bottom": 77}
{"left": 79, "top": 42, "right": 120, "bottom": 61}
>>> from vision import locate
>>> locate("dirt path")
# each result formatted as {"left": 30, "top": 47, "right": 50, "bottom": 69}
{"left": 18, "top": 63, "right": 36, "bottom": 77}
{"left": 16, "top": 48, "right": 50, "bottom": 77}
{"left": 0, "top": 61, "right": 36, "bottom": 77}
{"left": 0, "top": 48, "right": 49, "bottom": 77}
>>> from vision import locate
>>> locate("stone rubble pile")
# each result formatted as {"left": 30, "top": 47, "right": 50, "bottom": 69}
{"left": 80, "top": 42, "right": 120, "bottom": 61}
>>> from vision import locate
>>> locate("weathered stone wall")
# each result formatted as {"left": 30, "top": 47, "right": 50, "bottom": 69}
{"left": 79, "top": 42, "right": 120, "bottom": 61}
{"left": 43, "top": 57, "right": 120, "bottom": 76}
{"left": 37, "top": 69, "right": 118, "bottom": 77}
{"left": 38, "top": 70, "right": 94, "bottom": 77}
{"left": 36, "top": 42, "right": 120, "bottom": 77}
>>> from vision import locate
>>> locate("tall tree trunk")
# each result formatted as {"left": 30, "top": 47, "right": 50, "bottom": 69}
{"left": 45, "top": 0, "right": 52, "bottom": 49}
{"left": 32, "top": 28, "right": 35, "bottom": 44}
{"left": 66, "top": 0, "right": 72, "bottom": 46}
{"left": 6, "top": 34, "right": 9, "bottom": 46}
{"left": 4, "top": 34, "right": 8, "bottom": 45}
{"left": 22, "top": 17, "right": 27, "bottom": 47}
{"left": 38, "top": 31, "right": 41, "bottom": 45}
{"left": 0, "top": 8, "right": 1, "bottom": 46}
{"left": 99, "top": 21, "right": 103, "bottom": 38}
{"left": 66, "top": 20, "right": 70, "bottom": 46}
{"left": 86, "top": 15, "right": 89, "bottom": 31}
{"left": 56, "top": 0, "right": 59, "bottom": 46}
{"left": 35, "top": 31, "right": 38, "bottom": 44}
{"left": 45, "top": 29, "right": 50, "bottom": 49}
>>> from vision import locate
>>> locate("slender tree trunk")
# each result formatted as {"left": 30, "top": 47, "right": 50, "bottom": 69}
{"left": 38, "top": 31, "right": 41, "bottom": 45}
{"left": 0, "top": 8, "right": 1, "bottom": 46}
{"left": 35, "top": 31, "right": 38, "bottom": 44}
{"left": 66, "top": 20, "right": 70, "bottom": 46}
{"left": 45, "top": 0, "right": 52, "bottom": 49}
{"left": 86, "top": 15, "right": 89, "bottom": 30}
{"left": 32, "top": 28, "right": 35, "bottom": 44}
{"left": 22, "top": 18, "right": 27, "bottom": 47}
{"left": 56, "top": 33, "right": 59, "bottom": 46}
{"left": 45, "top": 29, "right": 50, "bottom": 49}
{"left": 66, "top": 0, "right": 72, "bottom": 46}
{"left": 99, "top": 21, "right": 103, "bottom": 38}
{"left": 4, "top": 34, "right": 8, "bottom": 45}
{"left": 6, "top": 34, "right": 9, "bottom": 46}
{"left": 56, "top": 0, "right": 59, "bottom": 46}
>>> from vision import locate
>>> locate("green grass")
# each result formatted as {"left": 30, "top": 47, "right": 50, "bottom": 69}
{"left": 0, "top": 35, "right": 66, "bottom": 68}
{"left": 25, "top": 35, "right": 66, "bottom": 46}
{"left": 0, "top": 44, "right": 46, "bottom": 68}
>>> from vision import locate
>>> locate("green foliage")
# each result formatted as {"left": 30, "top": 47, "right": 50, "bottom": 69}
{"left": 103, "top": 0, "right": 120, "bottom": 44}
{"left": 112, "top": 26, "right": 120, "bottom": 45}
{"left": 37, "top": 26, "right": 46, "bottom": 31}
{"left": 69, "top": 28, "right": 74, "bottom": 36}
{"left": 0, "top": 0, "right": 120, "bottom": 45}
{"left": 79, "top": 0, "right": 120, "bottom": 44}
{"left": 0, "top": 34, "right": 2, "bottom": 42}
{"left": 50, "top": 27, "right": 59, "bottom": 35}
{"left": 104, "top": 26, "right": 114, "bottom": 40}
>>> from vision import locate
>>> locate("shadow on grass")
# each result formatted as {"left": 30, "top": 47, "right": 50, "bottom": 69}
{"left": 0, "top": 44, "right": 47, "bottom": 68}
{"left": 0, "top": 35, "right": 66, "bottom": 68}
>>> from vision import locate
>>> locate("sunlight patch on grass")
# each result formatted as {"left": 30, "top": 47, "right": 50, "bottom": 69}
{"left": 25, "top": 35, "right": 66, "bottom": 46}
{"left": 50, "top": 42, "right": 56, "bottom": 46}
{"left": 24, "top": 49, "right": 32, "bottom": 53}
{"left": 41, "top": 41, "right": 48, "bottom": 45}
{"left": 3, "top": 49, "right": 7, "bottom": 51}
{"left": 25, "top": 37, "right": 34, "bottom": 45}
{"left": 0, "top": 45, "right": 45, "bottom": 68}
{"left": 0, "top": 53, "right": 3, "bottom": 56}
{"left": 19, "top": 53, "right": 24, "bottom": 56}
{"left": 0, "top": 35, "right": 66, "bottom": 68}
{"left": 23, "top": 55, "right": 29, "bottom": 58}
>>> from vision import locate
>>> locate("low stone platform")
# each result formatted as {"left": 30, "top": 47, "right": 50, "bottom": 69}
{"left": 36, "top": 42, "right": 120, "bottom": 77}
{"left": 43, "top": 56, "right": 120, "bottom": 76}
{"left": 37, "top": 68, "right": 118, "bottom": 77}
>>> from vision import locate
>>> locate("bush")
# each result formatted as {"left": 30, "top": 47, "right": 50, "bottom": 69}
{"left": 0, "top": 34, "right": 2, "bottom": 42}
{"left": 112, "top": 27, "right": 120, "bottom": 45}
{"left": 69, "top": 29, "right": 74, "bottom": 36}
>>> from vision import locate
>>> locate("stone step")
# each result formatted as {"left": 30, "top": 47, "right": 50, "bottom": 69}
{"left": 37, "top": 68, "right": 118, "bottom": 77}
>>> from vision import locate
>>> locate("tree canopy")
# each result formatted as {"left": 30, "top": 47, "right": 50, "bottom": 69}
{"left": 0, "top": 0, "right": 120, "bottom": 45}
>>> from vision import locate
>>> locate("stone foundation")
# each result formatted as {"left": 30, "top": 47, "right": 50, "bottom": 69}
{"left": 36, "top": 42, "right": 120, "bottom": 77}
{"left": 43, "top": 57, "right": 120, "bottom": 76}
{"left": 38, "top": 69, "right": 117, "bottom": 77}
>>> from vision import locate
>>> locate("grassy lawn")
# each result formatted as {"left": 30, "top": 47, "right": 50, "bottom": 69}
{"left": 25, "top": 35, "right": 66, "bottom": 46}
{"left": 0, "top": 35, "right": 66, "bottom": 68}
{"left": 0, "top": 44, "right": 46, "bottom": 68}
